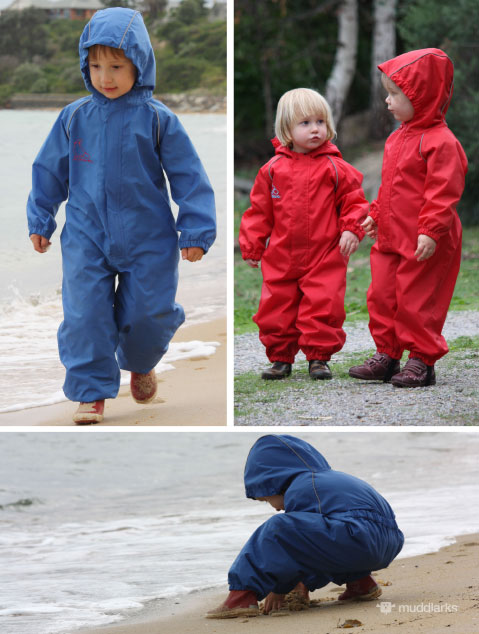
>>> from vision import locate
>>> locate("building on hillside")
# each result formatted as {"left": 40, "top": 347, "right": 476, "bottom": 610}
{"left": 5, "top": 0, "right": 102, "bottom": 20}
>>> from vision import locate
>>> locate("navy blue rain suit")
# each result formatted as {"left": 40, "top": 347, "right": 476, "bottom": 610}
{"left": 228, "top": 436, "right": 404, "bottom": 599}
{"left": 26, "top": 8, "right": 216, "bottom": 402}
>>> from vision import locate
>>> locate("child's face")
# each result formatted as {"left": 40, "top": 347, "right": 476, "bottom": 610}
{"left": 290, "top": 114, "right": 328, "bottom": 153}
{"left": 89, "top": 48, "right": 137, "bottom": 100}
{"left": 257, "top": 494, "right": 285, "bottom": 511}
{"left": 382, "top": 75, "right": 414, "bottom": 123}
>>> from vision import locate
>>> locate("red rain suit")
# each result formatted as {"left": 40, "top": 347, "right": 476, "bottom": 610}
{"left": 368, "top": 49, "right": 468, "bottom": 365}
{"left": 239, "top": 139, "right": 368, "bottom": 363}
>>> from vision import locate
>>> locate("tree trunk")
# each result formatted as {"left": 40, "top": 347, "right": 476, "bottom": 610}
{"left": 369, "top": 0, "right": 398, "bottom": 139}
{"left": 325, "top": 0, "right": 358, "bottom": 126}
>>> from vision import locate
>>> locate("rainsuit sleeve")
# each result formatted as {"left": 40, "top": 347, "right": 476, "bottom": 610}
{"left": 27, "top": 110, "right": 70, "bottom": 239}
{"left": 336, "top": 161, "right": 368, "bottom": 240}
{"left": 417, "top": 133, "right": 467, "bottom": 241}
{"left": 238, "top": 168, "right": 274, "bottom": 261}
{"left": 158, "top": 110, "right": 216, "bottom": 254}
{"left": 369, "top": 186, "right": 382, "bottom": 224}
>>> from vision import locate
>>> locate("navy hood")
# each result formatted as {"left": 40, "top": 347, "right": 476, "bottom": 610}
{"left": 244, "top": 435, "right": 331, "bottom": 499}
{"left": 79, "top": 8, "right": 156, "bottom": 96}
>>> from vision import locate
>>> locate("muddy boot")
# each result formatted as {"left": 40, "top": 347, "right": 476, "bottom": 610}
{"left": 206, "top": 590, "right": 259, "bottom": 619}
{"left": 261, "top": 362, "right": 292, "bottom": 380}
{"left": 391, "top": 358, "right": 436, "bottom": 387}
{"left": 130, "top": 369, "right": 158, "bottom": 403}
{"left": 73, "top": 400, "right": 105, "bottom": 424}
{"left": 349, "top": 352, "right": 400, "bottom": 382}
{"left": 338, "top": 575, "right": 382, "bottom": 601}
{"left": 309, "top": 360, "right": 332, "bottom": 380}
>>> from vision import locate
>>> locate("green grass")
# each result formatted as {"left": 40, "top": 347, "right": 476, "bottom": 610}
{"left": 234, "top": 223, "right": 479, "bottom": 334}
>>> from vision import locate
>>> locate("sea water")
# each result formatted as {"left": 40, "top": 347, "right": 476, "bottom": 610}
{"left": 0, "top": 431, "right": 478, "bottom": 634}
{"left": 0, "top": 111, "right": 226, "bottom": 413}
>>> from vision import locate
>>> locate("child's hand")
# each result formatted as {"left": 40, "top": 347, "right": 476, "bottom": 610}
{"left": 339, "top": 231, "right": 359, "bottom": 257}
{"left": 263, "top": 592, "right": 285, "bottom": 614}
{"left": 30, "top": 234, "right": 51, "bottom": 253}
{"left": 415, "top": 234, "right": 436, "bottom": 261}
{"left": 361, "top": 215, "right": 378, "bottom": 240}
{"left": 181, "top": 247, "right": 204, "bottom": 262}
{"left": 245, "top": 259, "right": 260, "bottom": 268}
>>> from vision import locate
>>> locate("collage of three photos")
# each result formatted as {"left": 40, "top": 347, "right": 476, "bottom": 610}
{"left": 0, "top": 1, "right": 477, "bottom": 633}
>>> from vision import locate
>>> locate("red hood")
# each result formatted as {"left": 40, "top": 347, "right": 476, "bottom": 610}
{"left": 271, "top": 137, "right": 342, "bottom": 159}
{"left": 379, "top": 48, "right": 454, "bottom": 128}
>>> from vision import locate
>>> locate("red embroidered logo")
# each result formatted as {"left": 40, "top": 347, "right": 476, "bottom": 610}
{"left": 73, "top": 139, "right": 93, "bottom": 163}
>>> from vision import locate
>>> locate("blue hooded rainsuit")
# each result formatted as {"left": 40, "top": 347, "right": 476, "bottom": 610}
{"left": 228, "top": 436, "right": 404, "bottom": 599}
{"left": 27, "top": 9, "right": 216, "bottom": 402}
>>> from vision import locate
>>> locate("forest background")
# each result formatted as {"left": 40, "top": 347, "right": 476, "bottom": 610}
{"left": 0, "top": 0, "right": 225, "bottom": 104}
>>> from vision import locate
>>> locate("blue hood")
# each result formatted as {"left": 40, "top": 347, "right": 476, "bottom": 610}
{"left": 79, "top": 8, "right": 156, "bottom": 96}
{"left": 244, "top": 435, "right": 331, "bottom": 499}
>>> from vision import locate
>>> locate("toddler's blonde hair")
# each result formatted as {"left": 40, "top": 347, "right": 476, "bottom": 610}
{"left": 275, "top": 88, "right": 336, "bottom": 147}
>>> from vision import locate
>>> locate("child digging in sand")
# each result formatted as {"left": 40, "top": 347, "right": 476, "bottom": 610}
{"left": 239, "top": 88, "right": 368, "bottom": 381}
{"left": 27, "top": 8, "right": 216, "bottom": 424}
{"left": 349, "top": 49, "right": 467, "bottom": 388}
{"left": 207, "top": 435, "right": 404, "bottom": 618}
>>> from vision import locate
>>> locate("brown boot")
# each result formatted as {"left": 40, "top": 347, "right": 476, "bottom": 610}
{"left": 391, "top": 358, "right": 436, "bottom": 387}
{"left": 309, "top": 360, "right": 332, "bottom": 380}
{"left": 130, "top": 369, "right": 158, "bottom": 403}
{"left": 349, "top": 352, "right": 400, "bottom": 382}
{"left": 206, "top": 590, "right": 259, "bottom": 619}
{"left": 261, "top": 362, "right": 292, "bottom": 380}
{"left": 338, "top": 575, "right": 382, "bottom": 601}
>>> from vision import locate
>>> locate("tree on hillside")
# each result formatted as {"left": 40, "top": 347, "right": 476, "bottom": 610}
{"left": 143, "top": 0, "right": 168, "bottom": 19}
{"left": 369, "top": 0, "right": 397, "bottom": 138}
{"left": 325, "top": 0, "right": 358, "bottom": 125}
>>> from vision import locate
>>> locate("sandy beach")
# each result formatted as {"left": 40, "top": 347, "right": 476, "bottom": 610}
{"left": 77, "top": 533, "right": 478, "bottom": 634}
{"left": 0, "top": 317, "right": 226, "bottom": 426}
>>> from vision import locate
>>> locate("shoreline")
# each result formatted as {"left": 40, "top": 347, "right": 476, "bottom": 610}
{"left": 0, "top": 317, "right": 226, "bottom": 426}
{"left": 75, "top": 532, "right": 479, "bottom": 634}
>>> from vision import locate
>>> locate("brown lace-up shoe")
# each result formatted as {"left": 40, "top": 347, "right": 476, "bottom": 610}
{"left": 309, "top": 360, "right": 332, "bottom": 380}
{"left": 391, "top": 358, "right": 436, "bottom": 387}
{"left": 349, "top": 352, "right": 400, "bottom": 382}
{"left": 261, "top": 362, "right": 292, "bottom": 380}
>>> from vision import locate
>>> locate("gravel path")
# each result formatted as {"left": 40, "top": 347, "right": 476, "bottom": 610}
{"left": 234, "top": 311, "right": 479, "bottom": 426}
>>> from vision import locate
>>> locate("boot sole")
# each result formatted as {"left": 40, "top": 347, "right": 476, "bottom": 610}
{"left": 349, "top": 371, "right": 389, "bottom": 381}
{"left": 261, "top": 373, "right": 291, "bottom": 380}
{"left": 310, "top": 374, "right": 332, "bottom": 380}
{"left": 339, "top": 586, "right": 382, "bottom": 602}
{"left": 206, "top": 607, "right": 259, "bottom": 619}
{"left": 392, "top": 380, "right": 436, "bottom": 388}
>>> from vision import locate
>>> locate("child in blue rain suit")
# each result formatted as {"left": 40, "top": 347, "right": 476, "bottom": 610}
{"left": 207, "top": 435, "right": 404, "bottom": 618}
{"left": 27, "top": 8, "right": 216, "bottom": 424}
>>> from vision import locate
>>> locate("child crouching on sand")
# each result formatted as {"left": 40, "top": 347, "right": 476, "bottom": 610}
{"left": 239, "top": 88, "right": 368, "bottom": 381}
{"left": 207, "top": 435, "right": 404, "bottom": 618}
{"left": 27, "top": 8, "right": 216, "bottom": 424}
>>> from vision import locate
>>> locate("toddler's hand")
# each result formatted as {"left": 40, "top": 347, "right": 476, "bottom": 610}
{"left": 361, "top": 215, "right": 378, "bottom": 240}
{"left": 263, "top": 592, "right": 285, "bottom": 614}
{"left": 415, "top": 234, "right": 436, "bottom": 261}
{"left": 245, "top": 259, "right": 259, "bottom": 268}
{"left": 181, "top": 247, "right": 204, "bottom": 262}
{"left": 30, "top": 234, "right": 51, "bottom": 253}
{"left": 339, "top": 231, "right": 359, "bottom": 257}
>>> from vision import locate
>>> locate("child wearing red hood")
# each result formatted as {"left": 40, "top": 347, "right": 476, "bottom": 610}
{"left": 239, "top": 88, "right": 368, "bottom": 381}
{"left": 350, "top": 49, "right": 468, "bottom": 388}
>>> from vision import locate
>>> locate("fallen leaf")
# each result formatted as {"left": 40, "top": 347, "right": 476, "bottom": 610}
{"left": 339, "top": 619, "right": 363, "bottom": 629}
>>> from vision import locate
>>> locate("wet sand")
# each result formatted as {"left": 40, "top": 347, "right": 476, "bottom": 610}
{"left": 77, "top": 533, "right": 479, "bottom": 634}
{"left": 0, "top": 318, "right": 226, "bottom": 426}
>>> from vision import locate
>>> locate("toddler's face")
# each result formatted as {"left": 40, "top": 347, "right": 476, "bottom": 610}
{"left": 257, "top": 494, "right": 285, "bottom": 511}
{"left": 89, "top": 48, "right": 137, "bottom": 99}
{"left": 290, "top": 114, "right": 328, "bottom": 153}
{"left": 382, "top": 75, "right": 414, "bottom": 123}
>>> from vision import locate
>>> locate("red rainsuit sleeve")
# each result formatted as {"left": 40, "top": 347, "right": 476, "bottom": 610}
{"left": 417, "top": 133, "right": 467, "bottom": 241}
{"left": 369, "top": 186, "right": 381, "bottom": 224}
{"left": 335, "top": 161, "right": 369, "bottom": 240}
{"left": 239, "top": 167, "right": 274, "bottom": 261}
